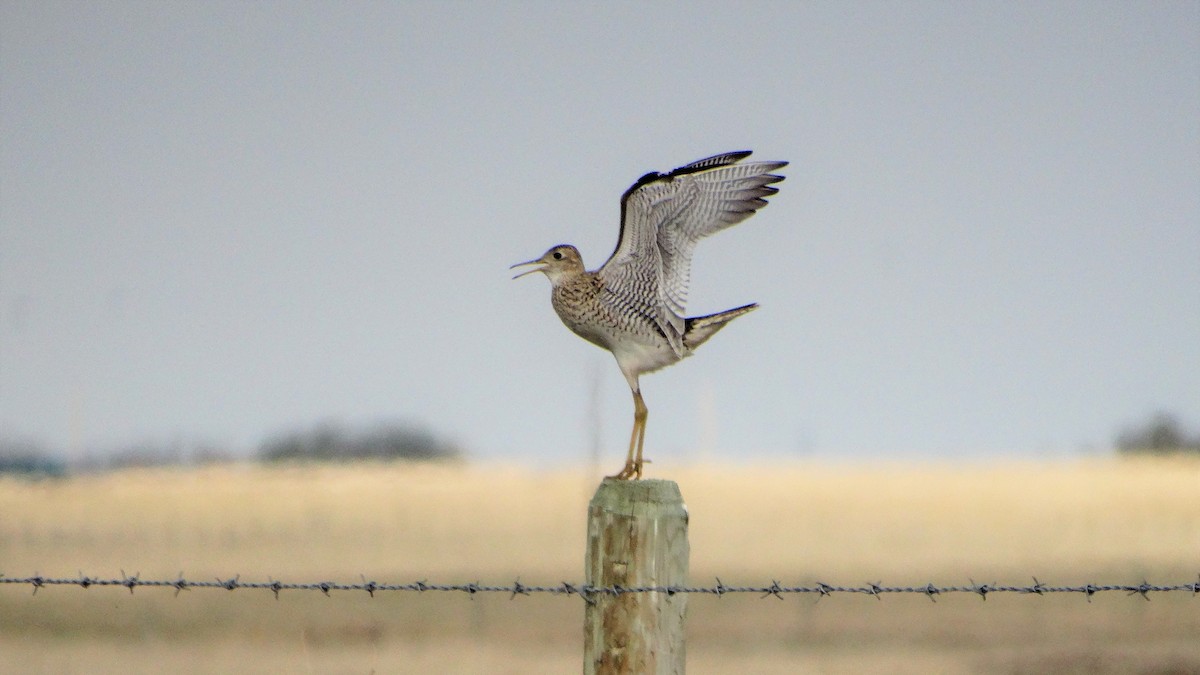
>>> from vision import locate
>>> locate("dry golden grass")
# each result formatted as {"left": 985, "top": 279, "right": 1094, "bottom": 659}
{"left": 2, "top": 457, "right": 1198, "bottom": 673}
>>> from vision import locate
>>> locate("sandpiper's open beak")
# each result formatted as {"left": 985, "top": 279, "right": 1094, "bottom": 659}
{"left": 510, "top": 258, "right": 547, "bottom": 280}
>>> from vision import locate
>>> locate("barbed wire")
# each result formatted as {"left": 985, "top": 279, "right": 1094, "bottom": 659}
{"left": 2, "top": 572, "right": 1197, "bottom": 603}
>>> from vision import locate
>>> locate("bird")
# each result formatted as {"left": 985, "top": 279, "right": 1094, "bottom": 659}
{"left": 511, "top": 151, "right": 787, "bottom": 479}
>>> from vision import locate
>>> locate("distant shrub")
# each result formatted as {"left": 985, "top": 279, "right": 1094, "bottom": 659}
{"left": 258, "top": 421, "right": 461, "bottom": 463}
{"left": 0, "top": 438, "right": 67, "bottom": 477}
{"left": 1115, "top": 412, "right": 1200, "bottom": 455}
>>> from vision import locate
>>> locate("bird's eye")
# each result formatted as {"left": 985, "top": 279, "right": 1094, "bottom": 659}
{"left": 552, "top": 251, "right": 564, "bottom": 260}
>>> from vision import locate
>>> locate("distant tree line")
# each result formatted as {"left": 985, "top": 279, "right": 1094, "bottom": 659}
{"left": 257, "top": 421, "right": 460, "bottom": 463}
{"left": 0, "top": 420, "right": 460, "bottom": 477}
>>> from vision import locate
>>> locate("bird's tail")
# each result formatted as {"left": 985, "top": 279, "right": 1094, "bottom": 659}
{"left": 683, "top": 303, "right": 758, "bottom": 351}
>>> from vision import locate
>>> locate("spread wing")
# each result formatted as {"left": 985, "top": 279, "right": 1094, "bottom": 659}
{"left": 597, "top": 151, "right": 787, "bottom": 355}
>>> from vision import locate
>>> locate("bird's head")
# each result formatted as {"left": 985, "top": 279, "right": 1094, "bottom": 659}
{"left": 510, "top": 245, "right": 584, "bottom": 283}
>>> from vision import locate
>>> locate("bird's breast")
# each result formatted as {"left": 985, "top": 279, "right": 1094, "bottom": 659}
{"left": 550, "top": 280, "right": 616, "bottom": 348}
{"left": 549, "top": 279, "right": 684, "bottom": 375}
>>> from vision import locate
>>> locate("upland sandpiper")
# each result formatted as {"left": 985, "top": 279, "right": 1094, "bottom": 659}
{"left": 512, "top": 151, "right": 787, "bottom": 479}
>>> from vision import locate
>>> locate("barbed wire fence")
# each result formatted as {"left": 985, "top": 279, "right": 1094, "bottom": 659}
{"left": 3, "top": 573, "right": 1197, "bottom": 603}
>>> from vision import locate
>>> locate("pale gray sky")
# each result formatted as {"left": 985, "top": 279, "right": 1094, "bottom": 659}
{"left": 2, "top": 1, "right": 1198, "bottom": 464}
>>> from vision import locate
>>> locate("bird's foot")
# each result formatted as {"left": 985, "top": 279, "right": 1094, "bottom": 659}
{"left": 607, "top": 461, "right": 638, "bottom": 480}
{"left": 606, "top": 458, "right": 648, "bottom": 480}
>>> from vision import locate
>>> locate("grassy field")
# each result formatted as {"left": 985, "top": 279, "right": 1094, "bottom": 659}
{"left": 1, "top": 457, "right": 1198, "bottom": 673}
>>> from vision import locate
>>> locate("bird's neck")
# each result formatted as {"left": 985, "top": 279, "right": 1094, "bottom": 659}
{"left": 545, "top": 266, "right": 590, "bottom": 287}
{"left": 550, "top": 269, "right": 601, "bottom": 299}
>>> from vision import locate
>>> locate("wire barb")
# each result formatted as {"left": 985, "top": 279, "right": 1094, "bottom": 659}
{"left": 120, "top": 570, "right": 140, "bottom": 595}
{"left": 761, "top": 580, "right": 785, "bottom": 600}
{"left": 172, "top": 572, "right": 189, "bottom": 598}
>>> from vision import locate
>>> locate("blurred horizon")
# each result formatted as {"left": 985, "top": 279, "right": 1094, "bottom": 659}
{"left": 3, "top": 2, "right": 1198, "bottom": 466}
{"left": 4, "top": 409, "right": 1199, "bottom": 476}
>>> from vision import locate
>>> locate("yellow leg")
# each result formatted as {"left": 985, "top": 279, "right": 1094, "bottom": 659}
{"left": 609, "top": 389, "right": 648, "bottom": 480}
{"left": 632, "top": 391, "right": 647, "bottom": 478}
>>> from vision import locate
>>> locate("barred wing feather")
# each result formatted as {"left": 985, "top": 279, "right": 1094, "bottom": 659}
{"left": 598, "top": 151, "right": 787, "bottom": 355}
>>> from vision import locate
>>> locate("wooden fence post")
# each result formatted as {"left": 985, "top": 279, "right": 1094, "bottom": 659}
{"left": 584, "top": 478, "right": 689, "bottom": 674}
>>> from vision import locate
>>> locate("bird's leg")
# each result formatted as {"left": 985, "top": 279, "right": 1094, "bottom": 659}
{"left": 612, "top": 416, "right": 638, "bottom": 480}
{"left": 632, "top": 389, "right": 648, "bottom": 478}
{"left": 609, "top": 387, "right": 648, "bottom": 480}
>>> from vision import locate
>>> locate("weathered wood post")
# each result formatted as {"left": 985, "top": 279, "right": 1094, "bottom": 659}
{"left": 584, "top": 478, "right": 689, "bottom": 674}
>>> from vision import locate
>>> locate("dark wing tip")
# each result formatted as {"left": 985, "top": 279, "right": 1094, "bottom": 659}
{"left": 620, "top": 151, "right": 786, "bottom": 208}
